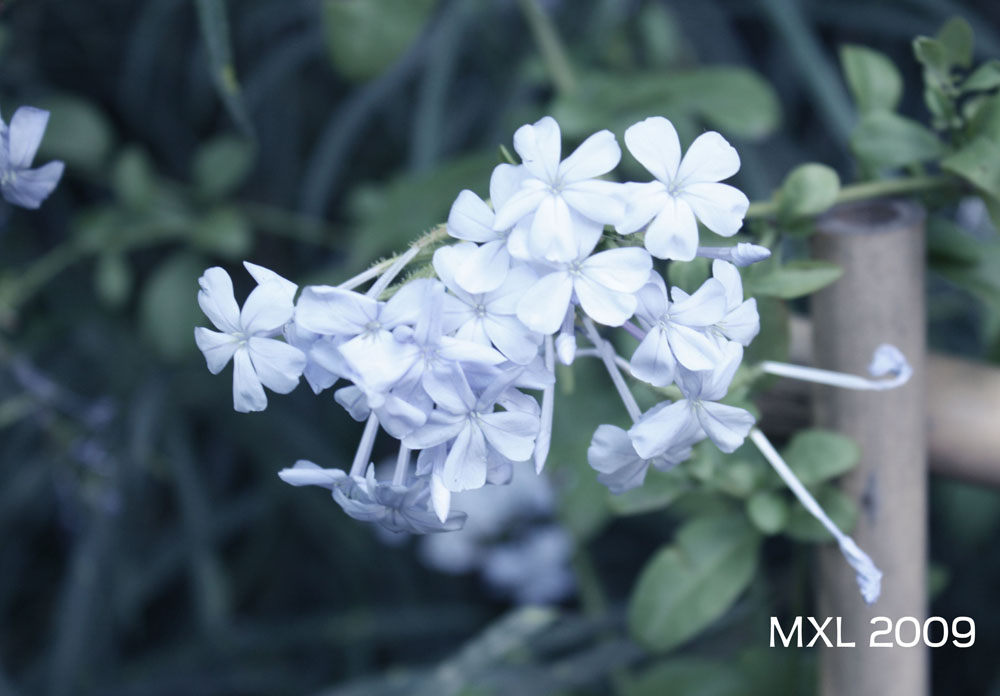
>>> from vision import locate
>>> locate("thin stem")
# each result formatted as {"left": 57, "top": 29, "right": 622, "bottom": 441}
{"left": 533, "top": 335, "right": 555, "bottom": 474}
{"left": 339, "top": 225, "right": 447, "bottom": 292}
{"left": 516, "top": 0, "right": 577, "bottom": 95}
{"left": 749, "top": 428, "right": 882, "bottom": 604}
{"left": 746, "top": 174, "right": 954, "bottom": 220}
{"left": 350, "top": 413, "right": 380, "bottom": 478}
{"left": 760, "top": 359, "right": 911, "bottom": 391}
{"left": 581, "top": 317, "right": 641, "bottom": 422}
{"left": 392, "top": 445, "right": 411, "bottom": 486}
{"left": 365, "top": 244, "right": 421, "bottom": 299}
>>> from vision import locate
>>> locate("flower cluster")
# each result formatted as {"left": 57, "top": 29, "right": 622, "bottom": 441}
{"left": 195, "top": 115, "right": 898, "bottom": 603}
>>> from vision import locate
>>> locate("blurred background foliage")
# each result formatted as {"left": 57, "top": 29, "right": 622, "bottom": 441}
{"left": 1, "top": 0, "right": 1000, "bottom": 694}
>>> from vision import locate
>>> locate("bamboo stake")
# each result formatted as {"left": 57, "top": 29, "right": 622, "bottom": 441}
{"left": 811, "top": 199, "right": 928, "bottom": 696}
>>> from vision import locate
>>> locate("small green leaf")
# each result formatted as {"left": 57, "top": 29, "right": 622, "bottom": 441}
{"left": 35, "top": 94, "right": 115, "bottom": 172}
{"left": 610, "top": 468, "right": 689, "bottom": 516}
{"left": 936, "top": 17, "right": 974, "bottom": 69}
{"left": 963, "top": 60, "right": 1000, "bottom": 92}
{"left": 746, "top": 490, "right": 789, "bottom": 535}
{"left": 94, "top": 253, "right": 132, "bottom": 308}
{"left": 744, "top": 260, "right": 843, "bottom": 299}
{"left": 193, "top": 136, "right": 255, "bottom": 200}
{"left": 941, "top": 137, "right": 1000, "bottom": 198}
{"left": 192, "top": 207, "right": 252, "bottom": 259}
{"left": 839, "top": 45, "right": 903, "bottom": 115}
{"left": 782, "top": 429, "right": 860, "bottom": 486}
{"left": 777, "top": 163, "right": 841, "bottom": 219}
{"left": 850, "top": 111, "right": 945, "bottom": 169}
{"left": 667, "top": 256, "right": 711, "bottom": 295}
{"left": 913, "top": 37, "right": 949, "bottom": 77}
{"left": 628, "top": 513, "right": 760, "bottom": 652}
{"left": 111, "top": 148, "right": 156, "bottom": 211}
{"left": 784, "top": 487, "right": 857, "bottom": 542}
{"left": 321, "top": 0, "right": 437, "bottom": 81}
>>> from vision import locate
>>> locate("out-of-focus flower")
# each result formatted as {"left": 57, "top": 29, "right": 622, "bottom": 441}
{"left": 0, "top": 106, "right": 65, "bottom": 209}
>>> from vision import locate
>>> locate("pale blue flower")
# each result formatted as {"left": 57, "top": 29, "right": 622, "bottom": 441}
{"left": 194, "top": 263, "right": 306, "bottom": 412}
{"left": 0, "top": 106, "right": 64, "bottom": 209}
{"left": 696, "top": 242, "right": 771, "bottom": 267}
{"left": 587, "top": 423, "right": 691, "bottom": 494}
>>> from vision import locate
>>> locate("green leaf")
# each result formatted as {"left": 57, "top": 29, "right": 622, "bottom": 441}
{"left": 657, "top": 67, "right": 781, "bottom": 140}
{"left": 321, "top": 0, "right": 437, "bottom": 81}
{"left": 628, "top": 513, "right": 761, "bottom": 652}
{"left": 782, "top": 429, "right": 860, "bottom": 486}
{"left": 744, "top": 260, "right": 843, "bottom": 299}
{"left": 609, "top": 468, "right": 689, "bottom": 516}
{"left": 941, "top": 137, "right": 1000, "bottom": 198}
{"left": 839, "top": 45, "right": 903, "bottom": 115}
{"left": 111, "top": 148, "right": 156, "bottom": 212}
{"left": 625, "top": 657, "right": 744, "bottom": 696}
{"left": 194, "top": 0, "right": 253, "bottom": 136}
{"left": 141, "top": 253, "right": 210, "bottom": 361}
{"left": 191, "top": 207, "right": 252, "bottom": 259}
{"left": 34, "top": 94, "right": 115, "bottom": 172}
{"left": 850, "top": 111, "right": 945, "bottom": 169}
{"left": 746, "top": 491, "right": 788, "bottom": 535}
{"left": 94, "top": 253, "right": 132, "bottom": 309}
{"left": 784, "top": 486, "right": 857, "bottom": 543}
{"left": 913, "top": 37, "right": 949, "bottom": 78}
{"left": 667, "top": 256, "right": 710, "bottom": 295}
{"left": 936, "top": 17, "right": 974, "bottom": 69}
{"left": 193, "top": 136, "right": 255, "bottom": 200}
{"left": 963, "top": 60, "right": 1000, "bottom": 92}
{"left": 777, "top": 163, "right": 841, "bottom": 219}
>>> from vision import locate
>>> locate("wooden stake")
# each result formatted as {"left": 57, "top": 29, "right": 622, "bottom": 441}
{"left": 811, "top": 199, "right": 928, "bottom": 696}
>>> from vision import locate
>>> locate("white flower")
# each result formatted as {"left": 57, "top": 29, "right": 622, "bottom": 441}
{"left": 493, "top": 116, "right": 624, "bottom": 262}
{"left": 445, "top": 163, "right": 524, "bottom": 293}
{"left": 194, "top": 263, "right": 306, "bottom": 413}
{"left": 630, "top": 272, "right": 727, "bottom": 387}
{"left": 619, "top": 116, "right": 749, "bottom": 260}
{"left": 0, "top": 106, "right": 64, "bottom": 209}
{"left": 706, "top": 260, "right": 760, "bottom": 347}
{"left": 434, "top": 242, "right": 542, "bottom": 364}
{"left": 696, "top": 242, "right": 771, "bottom": 267}
{"left": 587, "top": 424, "right": 691, "bottom": 494}
{"left": 629, "top": 342, "right": 755, "bottom": 456}
{"left": 515, "top": 227, "right": 652, "bottom": 334}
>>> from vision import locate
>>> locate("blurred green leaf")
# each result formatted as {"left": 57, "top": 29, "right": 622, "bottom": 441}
{"left": 941, "top": 137, "right": 1000, "bottom": 199}
{"left": 744, "top": 260, "right": 842, "bottom": 299}
{"left": 963, "top": 60, "right": 1000, "bottom": 92}
{"left": 141, "top": 252, "right": 209, "bottom": 360}
{"left": 746, "top": 490, "right": 788, "bottom": 535}
{"left": 964, "top": 93, "right": 1000, "bottom": 140}
{"left": 668, "top": 256, "right": 711, "bottom": 294}
{"left": 628, "top": 513, "right": 760, "bottom": 652}
{"left": 625, "top": 657, "right": 744, "bottom": 696}
{"left": 913, "top": 37, "right": 950, "bottom": 79}
{"left": 936, "top": 17, "right": 974, "bottom": 70}
{"left": 839, "top": 45, "right": 903, "bottom": 115}
{"left": 321, "top": 0, "right": 436, "bottom": 81}
{"left": 850, "top": 111, "right": 944, "bottom": 169}
{"left": 94, "top": 253, "right": 132, "bottom": 308}
{"left": 784, "top": 487, "right": 857, "bottom": 542}
{"left": 34, "top": 94, "right": 115, "bottom": 172}
{"left": 777, "top": 163, "right": 841, "bottom": 219}
{"left": 193, "top": 136, "right": 256, "bottom": 200}
{"left": 192, "top": 207, "right": 252, "bottom": 259}
{"left": 111, "top": 148, "right": 156, "bottom": 211}
{"left": 195, "top": 0, "right": 253, "bottom": 136}
{"left": 637, "top": 3, "right": 683, "bottom": 69}
{"left": 609, "top": 468, "right": 689, "bottom": 516}
{"left": 782, "top": 429, "right": 860, "bottom": 486}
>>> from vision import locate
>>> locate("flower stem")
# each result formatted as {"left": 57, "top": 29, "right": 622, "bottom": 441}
{"left": 516, "top": 0, "right": 577, "bottom": 95}
{"left": 582, "top": 317, "right": 641, "bottom": 422}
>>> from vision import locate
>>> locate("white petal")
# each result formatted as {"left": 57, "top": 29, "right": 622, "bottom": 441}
{"left": 375, "top": 394, "right": 428, "bottom": 439}
{"left": 295, "top": 286, "right": 376, "bottom": 335}
{"left": 484, "top": 316, "right": 541, "bottom": 365}
{"left": 241, "top": 280, "right": 295, "bottom": 334}
{"left": 438, "top": 336, "right": 506, "bottom": 365}
{"left": 624, "top": 116, "right": 682, "bottom": 183}
{"left": 8, "top": 106, "right": 49, "bottom": 168}
{"left": 681, "top": 183, "right": 749, "bottom": 237}
{"left": 712, "top": 260, "right": 744, "bottom": 307}
{"left": 513, "top": 116, "right": 561, "bottom": 182}
{"left": 719, "top": 299, "right": 760, "bottom": 346}
{"left": 430, "top": 473, "right": 452, "bottom": 523}
{"left": 677, "top": 131, "right": 741, "bottom": 184}
{"left": 528, "top": 193, "right": 576, "bottom": 262}
{"left": 480, "top": 410, "right": 538, "bottom": 461}
{"left": 581, "top": 247, "right": 652, "bottom": 293}
{"left": 489, "top": 163, "right": 525, "bottom": 208}
{"left": 2, "top": 161, "right": 64, "bottom": 209}
{"left": 574, "top": 275, "right": 637, "bottom": 327}
{"left": 630, "top": 328, "right": 676, "bottom": 387}
{"left": 492, "top": 184, "right": 546, "bottom": 231}
{"left": 697, "top": 402, "right": 755, "bottom": 453}
{"left": 447, "top": 190, "right": 496, "bottom": 242}
{"left": 634, "top": 274, "right": 668, "bottom": 324}
{"left": 455, "top": 240, "right": 510, "bottom": 294}
{"left": 340, "top": 332, "right": 419, "bottom": 392}
{"left": 644, "top": 196, "right": 699, "bottom": 261}
{"left": 668, "top": 324, "right": 721, "bottom": 371}
{"left": 628, "top": 400, "right": 697, "bottom": 459}
{"left": 670, "top": 278, "right": 728, "bottom": 326}
{"left": 243, "top": 262, "right": 297, "bottom": 299}
{"left": 278, "top": 460, "right": 346, "bottom": 489}
{"left": 617, "top": 181, "right": 670, "bottom": 234}
{"left": 558, "top": 129, "right": 621, "bottom": 182}
{"left": 422, "top": 365, "right": 476, "bottom": 413}
{"left": 588, "top": 424, "right": 649, "bottom": 494}
{"left": 403, "top": 410, "right": 466, "bottom": 449}
{"left": 232, "top": 346, "right": 267, "bottom": 412}
{"left": 516, "top": 271, "right": 573, "bottom": 334}
{"left": 561, "top": 179, "right": 626, "bottom": 226}
{"left": 197, "top": 267, "right": 241, "bottom": 334}
{"left": 334, "top": 385, "right": 370, "bottom": 421}
{"left": 442, "top": 423, "right": 488, "bottom": 492}
{"left": 484, "top": 265, "right": 537, "bottom": 315}
{"left": 248, "top": 336, "right": 305, "bottom": 393}
{"left": 380, "top": 278, "right": 437, "bottom": 328}
{"left": 699, "top": 342, "right": 745, "bottom": 401}
{"left": 194, "top": 327, "right": 239, "bottom": 374}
